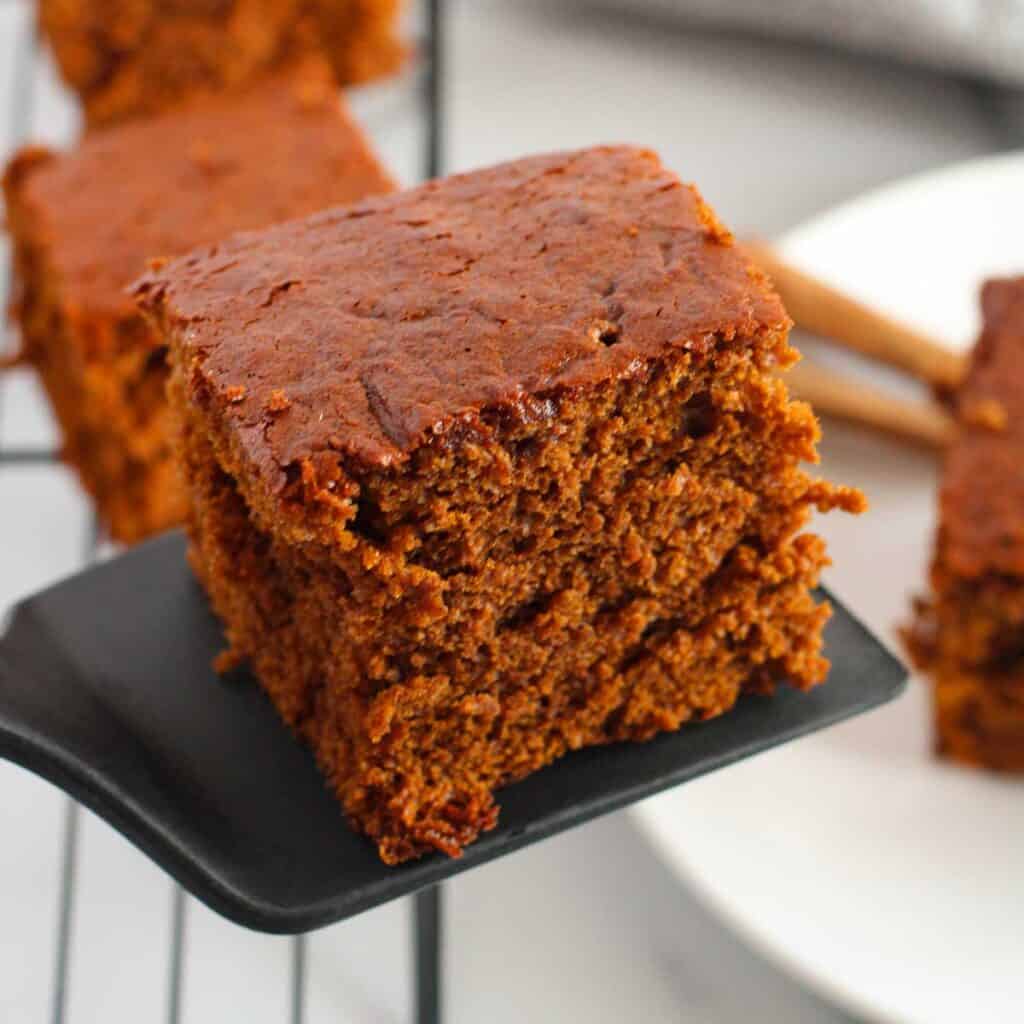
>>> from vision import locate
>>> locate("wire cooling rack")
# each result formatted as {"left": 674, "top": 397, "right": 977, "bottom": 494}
{"left": 0, "top": 2, "right": 446, "bottom": 1021}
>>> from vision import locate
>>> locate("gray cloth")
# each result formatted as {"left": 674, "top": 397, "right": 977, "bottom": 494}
{"left": 568, "top": 0, "right": 1024, "bottom": 85}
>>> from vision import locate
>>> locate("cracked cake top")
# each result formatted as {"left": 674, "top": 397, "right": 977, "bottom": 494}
{"left": 136, "top": 146, "right": 789, "bottom": 481}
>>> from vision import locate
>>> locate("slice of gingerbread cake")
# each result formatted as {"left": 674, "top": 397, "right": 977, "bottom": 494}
{"left": 3, "top": 60, "right": 395, "bottom": 543}
{"left": 138, "top": 146, "right": 864, "bottom": 863}
{"left": 907, "top": 277, "right": 1024, "bottom": 773}
{"left": 39, "top": 0, "right": 406, "bottom": 129}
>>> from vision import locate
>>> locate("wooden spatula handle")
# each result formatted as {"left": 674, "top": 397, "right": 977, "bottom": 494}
{"left": 746, "top": 239, "right": 967, "bottom": 392}
{"left": 786, "top": 359, "right": 955, "bottom": 450}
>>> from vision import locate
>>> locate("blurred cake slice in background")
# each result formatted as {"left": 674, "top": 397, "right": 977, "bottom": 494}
{"left": 2, "top": 60, "right": 395, "bottom": 543}
{"left": 906, "top": 277, "right": 1024, "bottom": 773}
{"left": 39, "top": 0, "right": 407, "bottom": 128}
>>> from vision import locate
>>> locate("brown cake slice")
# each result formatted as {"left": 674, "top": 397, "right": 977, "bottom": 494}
{"left": 906, "top": 277, "right": 1024, "bottom": 773}
{"left": 3, "top": 61, "right": 395, "bottom": 543}
{"left": 138, "top": 146, "right": 864, "bottom": 864}
{"left": 39, "top": 0, "right": 406, "bottom": 129}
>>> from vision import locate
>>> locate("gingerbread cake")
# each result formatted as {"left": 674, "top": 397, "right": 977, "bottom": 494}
{"left": 906, "top": 277, "right": 1024, "bottom": 773}
{"left": 137, "top": 146, "right": 864, "bottom": 864}
{"left": 3, "top": 61, "right": 395, "bottom": 544}
{"left": 39, "top": 0, "right": 405, "bottom": 128}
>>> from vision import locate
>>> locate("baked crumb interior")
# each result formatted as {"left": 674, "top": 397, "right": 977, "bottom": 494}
{"left": 171, "top": 322, "right": 862, "bottom": 862}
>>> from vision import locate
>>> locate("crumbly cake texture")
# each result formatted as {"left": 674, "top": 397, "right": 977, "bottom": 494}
{"left": 906, "top": 277, "right": 1024, "bottom": 773}
{"left": 138, "top": 146, "right": 864, "bottom": 864}
{"left": 2, "top": 62, "right": 395, "bottom": 544}
{"left": 39, "top": 0, "right": 405, "bottom": 128}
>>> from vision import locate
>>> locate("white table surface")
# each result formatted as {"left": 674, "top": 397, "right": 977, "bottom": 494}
{"left": 0, "top": 2, "right": 1012, "bottom": 1021}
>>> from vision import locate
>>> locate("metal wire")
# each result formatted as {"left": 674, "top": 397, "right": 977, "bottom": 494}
{"left": 0, "top": 446, "right": 59, "bottom": 464}
{"left": 414, "top": 887, "right": 442, "bottom": 1024}
{"left": 167, "top": 885, "right": 187, "bottom": 1024}
{"left": 49, "top": 515, "right": 102, "bottom": 1024}
{"left": 290, "top": 934, "right": 307, "bottom": 1024}
{"left": 424, "top": 0, "right": 444, "bottom": 181}
{"left": 49, "top": 797, "right": 79, "bottom": 1024}
{"left": 417, "top": 6, "right": 445, "bottom": 1019}
{"left": 2, "top": 1, "right": 446, "bottom": 1020}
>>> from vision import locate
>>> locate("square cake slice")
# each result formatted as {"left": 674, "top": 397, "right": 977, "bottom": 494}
{"left": 39, "top": 0, "right": 405, "bottom": 128}
{"left": 906, "top": 277, "right": 1024, "bottom": 773}
{"left": 3, "top": 61, "right": 395, "bottom": 544}
{"left": 138, "top": 146, "right": 864, "bottom": 863}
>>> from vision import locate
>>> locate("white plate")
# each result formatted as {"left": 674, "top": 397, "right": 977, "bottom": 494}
{"left": 632, "top": 151, "right": 1024, "bottom": 1024}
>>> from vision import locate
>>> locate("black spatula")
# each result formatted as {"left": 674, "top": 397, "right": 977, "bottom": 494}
{"left": 0, "top": 531, "right": 905, "bottom": 934}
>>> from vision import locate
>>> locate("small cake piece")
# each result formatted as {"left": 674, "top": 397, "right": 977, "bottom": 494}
{"left": 39, "top": 0, "right": 405, "bottom": 128}
{"left": 139, "top": 147, "right": 864, "bottom": 864}
{"left": 906, "top": 278, "right": 1024, "bottom": 773}
{"left": 3, "top": 62, "right": 395, "bottom": 543}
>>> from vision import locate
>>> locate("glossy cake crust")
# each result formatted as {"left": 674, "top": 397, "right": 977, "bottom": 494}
{"left": 143, "top": 147, "right": 864, "bottom": 862}
{"left": 3, "top": 62, "right": 395, "bottom": 543}
{"left": 138, "top": 148, "right": 789, "bottom": 478}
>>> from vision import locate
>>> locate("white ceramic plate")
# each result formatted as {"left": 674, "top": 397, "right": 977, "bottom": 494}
{"left": 632, "top": 151, "right": 1024, "bottom": 1024}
